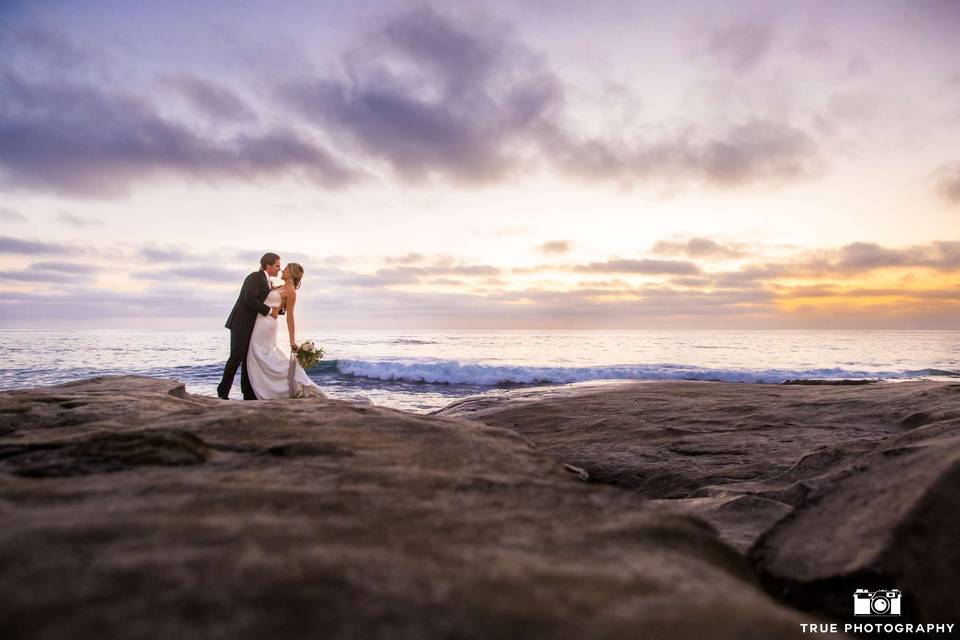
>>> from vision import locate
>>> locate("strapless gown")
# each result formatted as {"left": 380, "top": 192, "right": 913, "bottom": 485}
{"left": 245, "top": 288, "right": 325, "bottom": 400}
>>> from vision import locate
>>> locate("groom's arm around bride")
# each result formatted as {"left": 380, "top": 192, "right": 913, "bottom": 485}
{"left": 240, "top": 271, "right": 273, "bottom": 320}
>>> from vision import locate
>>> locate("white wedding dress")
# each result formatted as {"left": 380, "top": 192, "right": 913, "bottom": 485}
{"left": 246, "top": 287, "right": 326, "bottom": 400}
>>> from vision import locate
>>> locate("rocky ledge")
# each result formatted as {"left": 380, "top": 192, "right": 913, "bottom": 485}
{"left": 4, "top": 377, "right": 958, "bottom": 638}
{"left": 437, "top": 380, "right": 960, "bottom": 624}
{"left": 0, "top": 376, "right": 821, "bottom": 640}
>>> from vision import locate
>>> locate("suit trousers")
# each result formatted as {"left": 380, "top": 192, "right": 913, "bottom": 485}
{"left": 218, "top": 327, "right": 257, "bottom": 400}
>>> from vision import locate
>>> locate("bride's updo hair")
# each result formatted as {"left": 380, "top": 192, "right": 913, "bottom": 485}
{"left": 287, "top": 262, "right": 304, "bottom": 289}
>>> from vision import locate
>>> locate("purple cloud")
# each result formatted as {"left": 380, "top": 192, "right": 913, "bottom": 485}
{"left": 139, "top": 246, "right": 198, "bottom": 263}
{"left": 0, "top": 235, "right": 77, "bottom": 255}
{"left": 284, "top": 6, "right": 561, "bottom": 184}
{"left": 57, "top": 211, "right": 101, "bottom": 227}
{"left": 132, "top": 266, "right": 244, "bottom": 283}
{"left": 652, "top": 237, "right": 748, "bottom": 259}
{"left": 0, "top": 69, "right": 356, "bottom": 196}
{"left": 538, "top": 117, "right": 819, "bottom": 187}
{"left": 936, "top": 162, "right": 960, "bottom": 204}
{"left": 537, "top": 240, "right": 572, "bottom": 255}
{"left": 29, "top": 261, "right": 100, "bottom": 273}
{"left": 162, "top": 74, "right": 256, "bottom": 122}
{"left": 573, "top": 259, "right": 702, "bottom": 275}
{"left": 384, "top": 253, "right": 429, "bottom": 265}
{"left": 706, "top": 18, "right": 775, "bottom": 73}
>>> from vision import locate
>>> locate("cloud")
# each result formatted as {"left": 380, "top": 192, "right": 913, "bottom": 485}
{"left": 320, "top": 260, "right": 505, "bottom": 289}
{"left": 0, "top": 286, "right": 231, "bottom": 324}
{"left": 8, "top": 26, "right": 96, "bottom": 74}
{"left": 371, "top": 263, "right": 501, "bottom": 281}
{"left": 132, "top": 266, "right": 247, "bottom": 283}
{"left": 670, "top": 276, "right": 715, "bottom": 287}
{"left": 139, "top": 246, "right": 199, "bottom": 263}
{"left": 1, "top": 14, "right": 822, "bottom": 196}
{"left": 538, "top": 118, "right": 820, "bottom": 187}
{"left": 705, "top": 18, "right": 775, "bottom": 73}
{"left": 337, "top": 271, "right": 420, "bottom": 288}
{"left": 162, "top": 74, "right": 256, "bottom": 122}
{"left": 775, "top": 283, "right": 960, "bottom": 301}
{"left": 285, "top": 6, "right": 561, "bottom": 184}
{"left": 0, "top": 235, "right": 77, "bottom": 255}
{"left": 424, "top": 277, "right": 466, "bottom": 287}
{"left": 484, "top": 283, "right": 775, "bottom": 321}
{"left": 537, "top": 240, "right": 572, "bottom": 255}
{"left": 317, "top": 254, "right": 348, "bottom": 266}
{"left": 139, "top": 244, "right": 305, "bottom": 267}
{"left": 0, "top": 207, "right": 26, "bottom": 223}
{"left": 2, "top": 236, "right": 959, "bottom": 329}
{"left": 573, "top": 258, "right": 701, "bottom": 275}
{"left": 698, "top": 120, "right": 817, "bottom": 185}
{"left": 808, "top": 241, "right": 960, "bottom": 274}
{"left": 652, "top": 237, "right": 747, "bottom": 259}
{"left": 384, "top": 252, "right": 428, "bottom": 265}
{"left": 57, "top": 211, "right": 100, "bottom": 227}
{"left": 0, "top": 69, "right": 357, "bottom": 196}
{"left": 575, "top": 278, "right": 633, "bottom": 289}
{"left": 832, "top": 242, "right": 906, "bottom": 270}
{"left": 936, "top": 162, "right": 960, "bottom": 203}
{"left": 705, "top": 240, "right": 960, "bottom": 287}
{"left": 233, "top": 249, "right": 316, "bottom": 268}
{"left": 0, "top": 270, "right": 85, "bottom": 284}
{"left": 29, "top": 261, "right": 100, "bottom": 273}
{"left": 710, "top": 264, "right": 788, "bottom": 288}
{"left": 0, "top": 260, "right": 101, "bottom": 283}
{"left": 287, "top": 7, "right": 819, "bottom": 189}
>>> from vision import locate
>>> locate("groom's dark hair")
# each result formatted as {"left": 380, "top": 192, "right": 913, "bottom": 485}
{"left": 259, "top": 252, "right": 281, "bottom": 270}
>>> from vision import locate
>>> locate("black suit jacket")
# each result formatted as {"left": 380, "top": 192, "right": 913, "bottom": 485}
{"left": 225, "top": 270, "right": 271, "bottom": 336}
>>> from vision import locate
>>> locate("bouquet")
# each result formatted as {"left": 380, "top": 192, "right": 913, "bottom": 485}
{"left": 293, "top": 341, "right": 324, "bottom": 369}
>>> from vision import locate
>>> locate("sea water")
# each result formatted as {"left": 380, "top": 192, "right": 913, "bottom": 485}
{"left": 1, "top": 330, "right": 958, "bottom": 412}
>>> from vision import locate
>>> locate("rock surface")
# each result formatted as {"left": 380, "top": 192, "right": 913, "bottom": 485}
{"left": 438, "top": 380, "right": 960, "bottom": 622}
{"left": 0, "top": 376, "right": 814, "bottom": 640}
{"left": 749, "top": 415, "right": 960, "bottom": 623}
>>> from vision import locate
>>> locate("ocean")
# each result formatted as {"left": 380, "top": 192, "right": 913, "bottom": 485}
{"left": 1, "top": 330, "right": 958, "bottom": 412}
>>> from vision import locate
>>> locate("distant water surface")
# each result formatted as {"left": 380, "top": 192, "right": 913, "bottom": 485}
{"left": 0, "top": 330, "right": 957, "bottom": 412}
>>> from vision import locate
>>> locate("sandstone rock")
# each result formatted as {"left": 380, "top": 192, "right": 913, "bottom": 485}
{"left": 437, "top": 381, "right": 960, "bottom": 543}
{"left": 0, "top": 429, "right": 209, "bottom": 477}
{"left": 0, "top": 376, "right": 814, "bottom": 640}
{"left": 438, "top": 380, "right": 960, "bottom": 624}
{"left": 748, "top": 421, "right": 960, "bottom": 623}
{"left": 653, "top": 494, "right": 792, "bottom": 554}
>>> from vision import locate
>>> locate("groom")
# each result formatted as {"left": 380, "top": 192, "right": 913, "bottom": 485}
{"left": 217, "top": 252, "right": 282, "bottom": 400}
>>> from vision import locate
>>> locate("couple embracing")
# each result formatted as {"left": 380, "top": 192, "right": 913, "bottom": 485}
{"left": 217, "top": 252, "right": 324, "bottom": 400}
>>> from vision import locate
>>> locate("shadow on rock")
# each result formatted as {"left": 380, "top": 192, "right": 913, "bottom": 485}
{"left": 0, "top": 429, "right": 209, "bottom": 477}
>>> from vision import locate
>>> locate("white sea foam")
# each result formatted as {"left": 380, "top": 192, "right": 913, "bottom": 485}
{"left": 334, "top": 358, "right": 953, "bottom": 386}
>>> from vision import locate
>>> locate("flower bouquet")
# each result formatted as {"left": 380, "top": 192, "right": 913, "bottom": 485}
{"left": 293, "top": 341, "right": 324, "bottom": 369}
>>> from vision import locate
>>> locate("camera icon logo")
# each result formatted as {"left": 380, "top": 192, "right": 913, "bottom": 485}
{"left": 853, "top": 589, "right": 902, "bottom": 616}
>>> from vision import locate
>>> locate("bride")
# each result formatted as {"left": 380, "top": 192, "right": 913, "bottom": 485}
{"left": 245, "top": 262, "right": 326, "bottom": 399}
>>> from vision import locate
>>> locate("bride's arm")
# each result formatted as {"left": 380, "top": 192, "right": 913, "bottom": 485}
{"left": 285, "top": 289, "right": 298, "bottom": 348}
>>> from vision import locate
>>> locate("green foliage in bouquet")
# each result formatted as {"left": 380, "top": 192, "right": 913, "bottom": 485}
{"left": 294, "top": 341, "right": 324, "bottom": 369}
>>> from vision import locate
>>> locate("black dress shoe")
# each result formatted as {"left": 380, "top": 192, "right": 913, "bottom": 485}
{"left": 217, "top": 394, "right": 229, "bottom": 400}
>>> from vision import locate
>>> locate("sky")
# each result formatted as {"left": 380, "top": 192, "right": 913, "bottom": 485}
{"left": 0, "top": 0, "right": 958, "bottom": 329}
